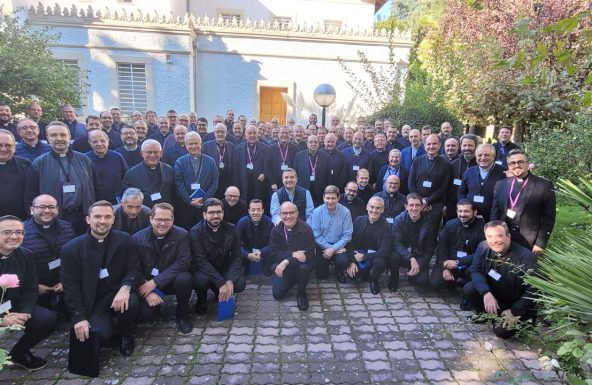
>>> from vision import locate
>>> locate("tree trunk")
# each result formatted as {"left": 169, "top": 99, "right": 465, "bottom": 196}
{"left": 513, "top": 120, "right": 525, "bottom": 145}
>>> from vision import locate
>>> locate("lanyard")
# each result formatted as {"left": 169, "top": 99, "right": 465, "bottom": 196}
{"left": 508, "top": 176, "right": 528, "bottom": 209}
{"left": 278, "top": 143, "right": 288, "bottom": 163}
{"left": 57, "top": 155, "right": 72, "bottom": 183}
{"left": 308, "top": 153, "right": 318, "bottom": 175}
{"left": 283, "top": 225, "right": 289, "bottom": 242}
{"left": 247, "top": 143, "right": 257, "bottom": 163}
{"left": 216, "top": 144, "right": 226, "bottom": 162}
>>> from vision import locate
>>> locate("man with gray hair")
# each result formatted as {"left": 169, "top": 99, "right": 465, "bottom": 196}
{"left": 122, "top": 139, "right": 174, "bottom": 208}
{"left": 113, "top": 187, "right": 151, "bottom": 234}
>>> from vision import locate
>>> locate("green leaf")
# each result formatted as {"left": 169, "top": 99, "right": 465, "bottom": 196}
{"left": 514, "top": 51, "right": 526, "bottom": 68}
{"left": 572, "top": 347, "right": 584, "bottom": 358}
{"left": 585, "top": 73, "right": 592, "bottom": 86}
{"left": 567, "top": 376, "right": 588, "bottom": 385}
{"left": 557, "top": 343, "right": 573, "bottom": 356}
{"left": 582, "top": 92, "right": 592, "bottom": 107}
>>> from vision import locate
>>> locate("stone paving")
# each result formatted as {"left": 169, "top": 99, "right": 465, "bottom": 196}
{"left": 0, "top": 275, "right": 561, "bottom": 385}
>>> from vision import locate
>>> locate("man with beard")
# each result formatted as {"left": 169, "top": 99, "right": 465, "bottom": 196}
{"left": 376, "top": 149, "right": 409, "bottom": 195}
{"left": 189, "top": 198, "right": 245, "bottom": 314}
{"left": 23, "top": 195, "right": 76, "bottom": 312}
{"left": 61, "top": 201, "right": 142, "bottom": 356}
{"left": 346, "top": 197, "right": 393, "bottom": 294}
{"left": 115, "top": 125, "right": 143, "bottom": 167}
{"left": 459, "top": 144, "right": 506, "bottom": 222}
{"left": 0, "top": 104, "right": 16, "bottom": 138}
{"left": 26, "top": 122, "right": 101, "bottom": 234}
{"left": 429, "top": 200, "right": 485, "bottom": 295}
{"left": 232, "top": 125, "right": 269, "bottom": 205}
{"left": 445, "top": 134, "right": 478, "bottom": 222}
{"left": 491, "top": 149, "right": 555, "bottom": 254}
{"left": 339, "top": 181, "right": 366, "bottom": 220}
{"left": 293, "top": 135, "right": 330, "bottom": 206}
{"left": 202, "top": 123, "right": 235, "bottom": 199}
{"left": 266, "top": 126, "right": 298, "bottom": 192}
{"left": 398, "top": 124, "right": 412, "bottom": 149}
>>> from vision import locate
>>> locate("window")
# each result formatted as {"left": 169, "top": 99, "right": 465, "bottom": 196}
{"left": 324, "top": 19, "right": 343, "bottom": 30}
{"left": 219, "top": 12, "right": 242, "bottom": 24}
{"left": 273, "top": 16, "right": 292, "bottom": 28}
{"left": 117, "top": 63, "right": 147, "bottom": 115}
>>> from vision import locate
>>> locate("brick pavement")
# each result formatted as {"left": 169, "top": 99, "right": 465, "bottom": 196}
{"left": 0, "top": 276, "right": 560, "bottom": 385}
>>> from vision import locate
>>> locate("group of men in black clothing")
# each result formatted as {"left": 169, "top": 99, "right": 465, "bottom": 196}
{"left": 0, "top": 105, "right": 556, "bottom": 371}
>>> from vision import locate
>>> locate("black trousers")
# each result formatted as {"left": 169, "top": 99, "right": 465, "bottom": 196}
{"left": 192, "top": 270, "right": 246, "bottom": 303}
{"left": 88, "top": 293, "right": 139, "bottom": 346}
{"left": 314, "top": 247, "right": 351, "bottom": 279}
{"left": 138, "top": 272, "right": 193, "bottom": 322}
{"left": 10, "top": 305, "right": 57, "bottom": 355}
{"left": 37, "top": 291, "right": 68, "bottom": 314}
{"left": 463, "top": 281, "right": 536, "bottom": 339}
{"left": 429, "top": 265, "right": 470, "bottom": 290}
{"left": 423, "top": 201, "right": 444, "bottom": 245}
{"left": 389, "top": 253, "right": 431, "bottom": 288}
{"left": 272, "top": 260, "right": 313, "bottom": 299}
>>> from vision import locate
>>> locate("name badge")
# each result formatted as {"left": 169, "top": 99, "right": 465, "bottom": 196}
{"left": 367, "top": 249, "right": 376, "bottom": 254}
{"left": 191, "top": 183, "right": 201, "bottom": 190}
{"left": 422, "top": 181, "right": 432, "bottom": 188}
{"left": 456, "top": 251, "right": 467, "bottom": 259}
{"left": 330, "top": 170, "right": 334, "bottom": 175}
{"left": 0, "top": 300, "right": 12, "bottom": 313}
{"left": 63, "top": 184, "right": 76, "bottom": 193}
{"left": 151, "top": 268, "right": 159, "bottom": 277}
{"left": 473, "top": 195, "right": 485, "bottom": 203}
{"left": 309, "top": 175, "right": 315, "bottom": 182}
{"left": 246, "top": 163, "right": 254, "bottom": 170}
{"left": 453, "top": 179, "right": 462, "bottom": 186}
{"left": 495, "top": 161, "right": 503, "bottom": 166}
{"left": 488, "top": 269, "right": 501, "bottom": 281}
{"left": 353, "top": 165, "right": 360, "bottom": 171}
{"left": 506, "top": 208, "right": 517, "bottom": 219}
{"left": 219, "top": 162, "right": 225, "bottom": 169}
{"left": 281, "top": 163, "right": 288, "bottom": 171}
{"left": 150, "top": 192, "right": 162, "bottom": 202}
{"left": 48, "top": 259, "right": 61, "bottom": 270}
{"left": 99, "top": 268, "right": 109, "bottom": 279}
{"left": 386, "top": 218, "right": 394, "bottom": 224}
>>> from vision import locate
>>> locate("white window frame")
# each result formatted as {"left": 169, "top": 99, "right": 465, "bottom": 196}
{"left": 217, "top": 9, "right": 243, "bottom": 24}
{"left": 109, "top": 55, "right": 153, "bottom": 115}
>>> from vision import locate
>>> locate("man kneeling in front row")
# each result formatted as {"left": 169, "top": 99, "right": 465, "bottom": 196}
{"left": 61, "top": 201, "right": 141, "bottom": 357}
{"left": 464, "top": 220, "right": 537, "bottom": 339}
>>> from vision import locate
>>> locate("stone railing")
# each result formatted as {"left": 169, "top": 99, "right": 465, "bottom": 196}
{"left": 28, "top": 2, "right": 411, "bottom": 42}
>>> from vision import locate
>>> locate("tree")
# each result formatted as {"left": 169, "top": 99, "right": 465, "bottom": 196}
{"left": 0, "top": 12, "right": 86, "bottom": 121}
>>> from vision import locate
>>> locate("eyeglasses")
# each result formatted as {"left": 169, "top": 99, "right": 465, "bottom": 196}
{"left": 33, "top": 205, "right": 57, "bottom": 211}
{"left": 508, "top": 160, "right": 527, "bottom": 166}
{"left": 1, "top": 230, "right": 24, "bottom": 237}
{"left": 206, "top": 210, "right": 223, "bottom": 215}
{"left": 153, "top": 218, "right": 173, "bottom": 224}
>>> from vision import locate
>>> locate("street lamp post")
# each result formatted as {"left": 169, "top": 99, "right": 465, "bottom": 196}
{"left": 313, "top": 84, "right": 336, "bottom": 127}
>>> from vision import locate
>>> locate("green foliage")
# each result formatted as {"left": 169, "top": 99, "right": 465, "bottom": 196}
{"left": 0, "top": 13, "right": 86, "bottom": 121}
{"left": 525, "top": 113, "right": 592, "bottom": 184}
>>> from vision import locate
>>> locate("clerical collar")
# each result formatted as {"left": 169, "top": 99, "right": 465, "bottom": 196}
{"left": 1, "top": 254, "right": 11, "bottom": 259}
{"left": 207, "top": 223, "right": 220, "bottom": 232}
{"left": 59, "top": 153, "right": 67, "bottom": 157}
{"left": 462, "top": 217, "right": 475, "bottom": 228}
{"left": 0, "top": 162, "right": 5, "bottom": 166}
{"left": 157, "top": 236, "right": 165, "bottom": 240}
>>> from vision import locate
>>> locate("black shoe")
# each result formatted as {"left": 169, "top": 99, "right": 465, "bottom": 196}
{"left": 10, "top": 351, "right": 47, "bottom": 371}
{"left": 296, "top": 294, "right": 309, "bottom": 311}
{"left": 176, "top": 317, "right": 193, "bottom": 334}
{"left": 370, "top": 280, "right": 380, "bottom": 295}
{"left": 119, "top": 336, "right": 135, "bottom": 357}
{"left": 460, "top": 298, "right": 472, "bottom": 311}
{"left": 194, "top": 300, "right": 207, "bottom": 315}
{"left": 388, "top": 278, "right": 399, "bottom": 292}
{"left": 336, "top": 270, "right": 347, "bottom": 284}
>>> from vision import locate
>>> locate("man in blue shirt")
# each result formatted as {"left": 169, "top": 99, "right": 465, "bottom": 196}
{"left": 309, "top": 185, "right": 353, "bottom": 283}
{"left": 14, "top": 119, "right": 50, "bottom": 161}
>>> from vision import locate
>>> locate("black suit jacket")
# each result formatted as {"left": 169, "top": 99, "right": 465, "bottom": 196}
{"left": 202, "top": 140, "right": 235, "bottom": 197}
{"left": 122, "top": 162, "right": 174, "bottom": 207}
{"left": 266, "top": 142, "right": 298, "bottom": 188}
{"left": 232, "top": 141, "right": 268, "bottom": 203}
{"left": 61, "top": 230, "right": 142, "bottom": 325}
{"left": 293, "top": 150, "right": 330, "bottom": 204}
{"left": 376, "top": 164, "right": 409, "bottom": 195}
{"left": 490, "top": 173, "right": 556, "bottom": 249}
{"left": 322, "top": 148, "right": 347, "bottom": 190}
{"left": 458, "top": 164, "right": 506, "bottom": 222}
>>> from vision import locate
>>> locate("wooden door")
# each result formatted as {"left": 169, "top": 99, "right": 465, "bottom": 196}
{"left": 259, "top": 87, "right": 287, "bottom": 124}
